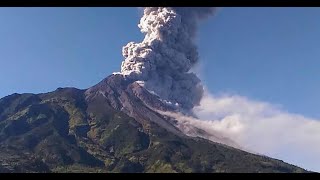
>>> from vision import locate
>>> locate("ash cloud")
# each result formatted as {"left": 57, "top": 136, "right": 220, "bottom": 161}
{"left": 120, "top": 7, "right": 215, "bottom": 110}
{"left": 116, "top": 7, "right": 320, "bottom": 172}
{"left": 159, "top": 90, "right": 320, "bottom": 172}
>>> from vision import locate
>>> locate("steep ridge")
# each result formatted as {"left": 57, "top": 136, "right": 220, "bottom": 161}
{"left": 0, "top": 75, "right": 307, "bottom": 173}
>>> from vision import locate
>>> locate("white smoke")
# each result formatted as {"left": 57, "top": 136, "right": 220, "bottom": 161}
{"left": 117, "top": 7, "right": 320, "bottom": 171}
{"left": 160, "top": 90, "right": 320, "bottom": 172}
{"left": 157, "top": 110, "right": 243, "bottom": 150}
{"left": 119, "top": 7, "right": 215, "bottom": 110}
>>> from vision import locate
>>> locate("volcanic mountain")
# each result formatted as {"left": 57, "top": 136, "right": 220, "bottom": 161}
{"left": 0, "top": 7, "right": 309, "bottom": 173}
{"left": 0, "top": 74, "right": 307, "bottom": 173}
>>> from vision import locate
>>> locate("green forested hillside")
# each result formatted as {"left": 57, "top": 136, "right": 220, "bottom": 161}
{"left": 0, "top": 88, "right": 307, "bottom": 173}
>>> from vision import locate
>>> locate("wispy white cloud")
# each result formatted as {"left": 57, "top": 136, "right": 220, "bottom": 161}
{"left": 161, "top": 90, "right": 320, "bottom": 172}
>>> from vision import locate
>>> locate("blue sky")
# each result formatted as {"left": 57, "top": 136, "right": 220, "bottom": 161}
{"left": 0, "top": 7, "right": 143, "bottom": 97}
{"left": 1, "top": 7, "right": 320, "bottom": 119}
{"left": 1, "top": 8, "right": 320, "bottom": 171}
{"left": 199, "top": 7, "right": 320, "bottom": 119}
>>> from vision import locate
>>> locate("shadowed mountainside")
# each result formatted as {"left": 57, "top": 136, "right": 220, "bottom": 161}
{"left": 0, "top": 75, "right": 308, "bottom": 173}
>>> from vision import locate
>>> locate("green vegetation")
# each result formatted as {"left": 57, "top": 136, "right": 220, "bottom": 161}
{"left": 0, "top": 88, "right": 308, "bottom": 173}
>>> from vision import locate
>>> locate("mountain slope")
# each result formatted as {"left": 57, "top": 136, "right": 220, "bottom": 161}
{"left": 0, "top": 75, "right": 308, "bottom": 173}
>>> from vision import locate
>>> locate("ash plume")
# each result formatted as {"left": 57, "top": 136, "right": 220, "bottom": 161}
{"left": 119, "top": 7, "right": 215, "bottom": 110}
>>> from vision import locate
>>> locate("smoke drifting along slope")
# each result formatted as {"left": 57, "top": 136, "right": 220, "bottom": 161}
{"left": 119, "top": 7, "right": 215, "bottom": 110}
{"left": 160, "top": 90, "right": 320, "bottom": 172}
{"left": 111, "top": 7, "right": 318, "bottom": 171}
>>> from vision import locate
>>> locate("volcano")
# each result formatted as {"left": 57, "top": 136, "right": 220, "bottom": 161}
{"left": 0, "top": 7, "right": 308, "bottom": 173}
{"left": 0, "top": 74, "right": 307, "bottom": 172}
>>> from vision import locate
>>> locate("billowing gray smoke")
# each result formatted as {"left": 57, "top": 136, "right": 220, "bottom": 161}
{"left": 120, "top": 7, "right": 215, "bottom": 110}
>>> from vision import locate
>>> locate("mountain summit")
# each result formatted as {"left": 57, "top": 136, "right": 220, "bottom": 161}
{"left": 0, "top": 7, "right": 309, "bottom": 173}
{"left": 0, "top": 74, "right": 307, "bottom": 172}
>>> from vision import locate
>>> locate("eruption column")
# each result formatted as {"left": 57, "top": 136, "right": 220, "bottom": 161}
{"left": 120, "top": 7, "right": 215, "bottom": 110}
